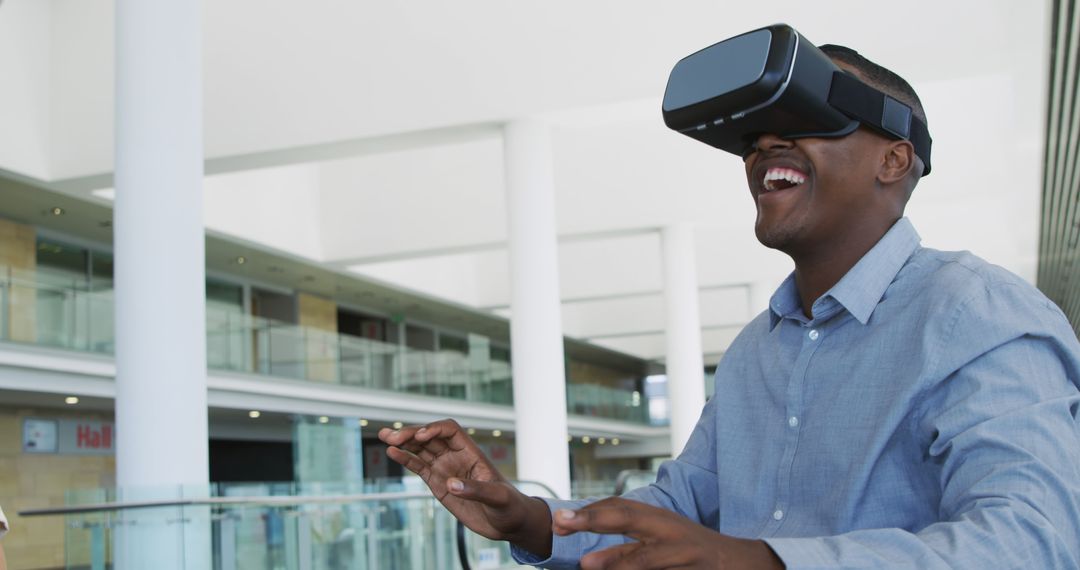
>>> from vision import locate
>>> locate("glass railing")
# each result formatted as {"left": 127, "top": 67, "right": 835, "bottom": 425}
{"left": 0, "top": 265, "right": 654, "bottom": 424}
{"left": 205, "top": 307, "right": 517, "bottom": 407}
{"left": 21, "top": 479, "right": 563, "bottom": 570}
{"left": 0, "top": 265, "right": 115, "bottom": 353}
{"left": 566, "top": 383, "right": 649, "bottom": 424}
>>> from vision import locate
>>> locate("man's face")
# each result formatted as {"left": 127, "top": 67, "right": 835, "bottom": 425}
{"left": 743, "top": 126, "right": 886, "bottom": 255}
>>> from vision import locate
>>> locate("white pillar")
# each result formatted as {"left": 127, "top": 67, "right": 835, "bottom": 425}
{"left": 662, "top": 224, "right": 707, "bottom": 455}
{"left": 114, "top": 0, "right": 209, "bottom": 566}
{"left": 503, "top": 119, "right": 572, "bottom": 499}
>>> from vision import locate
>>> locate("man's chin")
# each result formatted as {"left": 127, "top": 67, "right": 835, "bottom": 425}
{"left": 755, "top": 222, "right": 798, "bottom": 252}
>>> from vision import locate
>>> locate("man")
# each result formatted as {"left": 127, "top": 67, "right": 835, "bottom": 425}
{"left": 380, "top": 43, "right": 1080, "bottom": 569}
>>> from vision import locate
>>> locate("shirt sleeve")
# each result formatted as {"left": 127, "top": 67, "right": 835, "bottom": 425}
{"left": 510, "top": 393, "right": 723, "bottom": 568}
{"left": 766, "top": 287, "right": 1080, "bottom": 568}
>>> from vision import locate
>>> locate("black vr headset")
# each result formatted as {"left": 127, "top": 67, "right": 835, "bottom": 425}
{"left": 662, "top": 24, "right": 932, "bottom": 176}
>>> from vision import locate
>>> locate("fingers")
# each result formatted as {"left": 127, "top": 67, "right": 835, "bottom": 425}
{"left": 380, "top": 418, "right": 484, "bottom": 465}
{"left": 385, "top": 446, "right": 428, "bottom": 476}
{"left": 377, "top": 424, "right": 421, "bottom": 446}
{"left": 552, "top": 498, "right": 680, "bottom": 542}
{"left": 378, "top": 419, "right": 464, "bottom": 454}
{"left": 580, "top": 542, "right": 691, "bottom": 570}
{"left": 579, "top": 542, "right": 642, "bottom": 570}
{"left": 380, "top": 419, "right": 495, "bottom": 482}
{"left": 444, "top": 477, "right": 514, "bottom": 508}
{"left": 412, "top": 419, "right": 473, "bottom": 453}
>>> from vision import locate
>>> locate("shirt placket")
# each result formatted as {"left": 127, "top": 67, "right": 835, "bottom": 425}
{"left": 764, "top": 318, "right": 825, "bottom": 534}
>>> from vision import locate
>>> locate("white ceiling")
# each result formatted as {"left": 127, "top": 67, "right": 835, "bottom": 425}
{"left": 0, "top": 0, "right": 1051, "bottom": 364}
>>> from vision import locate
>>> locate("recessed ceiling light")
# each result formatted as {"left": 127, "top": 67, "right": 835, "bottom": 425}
{"left": 235, "top": 256, "right": 246, "bottom": 265}
{"left": 64, "top": 396, "right": 79, "bottom": 405}
{"left": 581, "top": 436, "right": 591, "bottom": 444}
{"left": 360, "top": 419, "right": 369, "bottom": 427}
{"left": 611, "top": 438, "right": 620, "bottom": 446}
{"left": 467, "top": 427, "right": 476, "bottom": 435}
{"left": 567, "top": 434, "right": 572, "bottom": 442}
{"left": 248, "top": 410, "right": 261, "bottom": 418}
{"left": 392, "top": 421, "right": 403, "bottom": 430}
{"left": 318, "top": 416, "right": 329, "bottom": 424}
{"left": 51, "top": 207, "right": 65, "bottom": 216}
{"left": 492, "top": 430, "right": 502, "bottom": 438}
{"left": 598, "top": 437, "right": 606, "bottom": 445}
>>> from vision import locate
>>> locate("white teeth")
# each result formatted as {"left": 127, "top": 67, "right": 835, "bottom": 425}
{"left": 762, "top": 167, "right": 807, "bottom": 191}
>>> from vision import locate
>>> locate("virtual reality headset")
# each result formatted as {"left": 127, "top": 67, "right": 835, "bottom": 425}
{"left": 662, "top": 24, "right": 932, "bottom": 176}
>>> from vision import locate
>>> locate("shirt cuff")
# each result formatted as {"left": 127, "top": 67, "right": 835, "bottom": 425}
{"left": 507, "top": 497, "right": 590, "bottom": 570}
{"left": 764, "top": 537, "right": 841, "bottom": 569}
{"left": 509, "top": 534, "right": 591, "bottom": 570}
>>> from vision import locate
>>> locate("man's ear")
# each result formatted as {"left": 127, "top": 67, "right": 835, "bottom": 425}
{"left": 878, "top": 140, "right": 915, "bottom": 186}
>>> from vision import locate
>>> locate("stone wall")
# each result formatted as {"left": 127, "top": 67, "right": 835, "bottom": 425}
{"left": 0, "top": 406, "right": 115, "bottom": 570}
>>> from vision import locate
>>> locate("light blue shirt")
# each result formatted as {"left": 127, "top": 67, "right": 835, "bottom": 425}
{"left": 513, "top": 218, "right": 1080, "bottom": 569}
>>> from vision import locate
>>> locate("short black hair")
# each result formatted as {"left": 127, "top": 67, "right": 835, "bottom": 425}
{"left": 818, "top": 44, "right": 927, "bottom": 128}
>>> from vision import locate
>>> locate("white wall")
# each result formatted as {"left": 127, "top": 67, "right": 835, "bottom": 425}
{"left": 0, "top": 0, "right": 52, "bottom": 179}
{"left": 318, "top": 136, "right": 506, "bottom": 261}
{"left": 48, "top": 0, "right": 114, "bottom": 181}
{"left": 34, "top": 0, "right": 1046, "bottom": 182}
{"left": 203, "top": 164, "right": 324, "bottom": 260}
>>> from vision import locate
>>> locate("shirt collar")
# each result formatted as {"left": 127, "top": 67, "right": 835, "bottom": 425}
{"left": 768, "top": 217, "right": 922, "bottom": 330}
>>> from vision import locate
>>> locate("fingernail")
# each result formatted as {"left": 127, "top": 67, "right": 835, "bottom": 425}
{"left": 448, "top": 479, "right": 464, "bottom": 492}
{"left": 557, "top": 509, "right": 576, "bottom": 520}
{"left": 418, "top": 427, "right": 427, "bottom": 434}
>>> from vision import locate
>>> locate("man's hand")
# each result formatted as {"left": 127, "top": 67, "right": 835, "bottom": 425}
{"left": 378, "top": 419, "right": 553, "bottom": 557}
{"left": 552, "top": 497, "right": 784, "bottom": 570}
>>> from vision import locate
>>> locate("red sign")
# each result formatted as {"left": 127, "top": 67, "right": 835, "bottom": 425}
{"left": 58, "top": 419, "right": 115, "bottom": 455}
{"left": 76, "top": 423, "right": 113, "bottom": 450}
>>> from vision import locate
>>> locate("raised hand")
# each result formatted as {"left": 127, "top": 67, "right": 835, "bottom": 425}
{"left": 379, "top": 418, "right": 553, "bottom": 557}
{"left": 552, "top": 497, "right": 784, "bottom": 569}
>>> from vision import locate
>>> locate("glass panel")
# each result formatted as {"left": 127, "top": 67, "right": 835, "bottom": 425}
{"left": 339, "top": 334, "right": 396, "bottom": 390}
{"left": 3, "top": 258, "right": 529, "bottom": 408}
{"left": 207, "top": 307, "right": 250, "bottom": 373}
{"left": 88, "top": 251, "right": 115, "bottom": 353}
{"left": 487, "top": 345, "right": 514, "bottom": 405}
{"left": 566, "top": 383, "right": 649, "bottom": 423}
{"left": 35, "top": 239, "right": 90, "bottom": 350}
{"left": 252, "top": 318, "right": 305, "bottom": 380}
{"left": 55, "top": 481, "right": 550, "bottom": 570}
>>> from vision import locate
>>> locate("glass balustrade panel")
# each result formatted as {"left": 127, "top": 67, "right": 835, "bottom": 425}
{"left": 55, "top": 479, "right": 561, "bottom": 570}
{"left": 0, "top": 265, "right": 669, "bottom": 418}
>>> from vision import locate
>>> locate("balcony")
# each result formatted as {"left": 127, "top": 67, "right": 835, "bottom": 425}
{"left": 0, "top": 266, "right": 659, "bottom": 425}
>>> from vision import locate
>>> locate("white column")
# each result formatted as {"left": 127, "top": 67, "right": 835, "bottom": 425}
{"left": 662, "top": 224, "right": 707, "bottom": 455}
{"left": 503, "top": 119, "right": 571, "bottom": 499}
{"left": 114, "top": 0, "right": 209, "bottom": 566}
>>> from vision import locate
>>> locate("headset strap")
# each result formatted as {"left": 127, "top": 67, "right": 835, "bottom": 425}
{"left": 828, "top": 71, "right": 932, "bottom": 176}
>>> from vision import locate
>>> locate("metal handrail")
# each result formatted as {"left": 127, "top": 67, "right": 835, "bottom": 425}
{"left": 17, "top": 490, "right": 437, "bottom": 517}
{"left": 613, "top": 469, "right": 656, "bottom": 496}
{"left": 20, "top": 480, "right": 563, "bottom": 570}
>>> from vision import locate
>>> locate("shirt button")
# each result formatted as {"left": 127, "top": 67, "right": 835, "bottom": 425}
{"left": 808, "top": 329, "right": 820, "bottom": 341}
{"left": 773, "top": 509, "right": 784, "bottom": 521}
{"left": 788, "top": 416, "right": 799, "bottom": 428}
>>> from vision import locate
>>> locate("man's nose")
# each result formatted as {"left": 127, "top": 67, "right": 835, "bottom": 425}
{"left": 753, "top": 133, "right": 794, "bottom": 153}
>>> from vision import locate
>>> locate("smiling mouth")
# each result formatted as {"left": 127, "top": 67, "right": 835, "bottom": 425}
{"left": 762, "top": 167, "right": 807, "bottom": 192}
